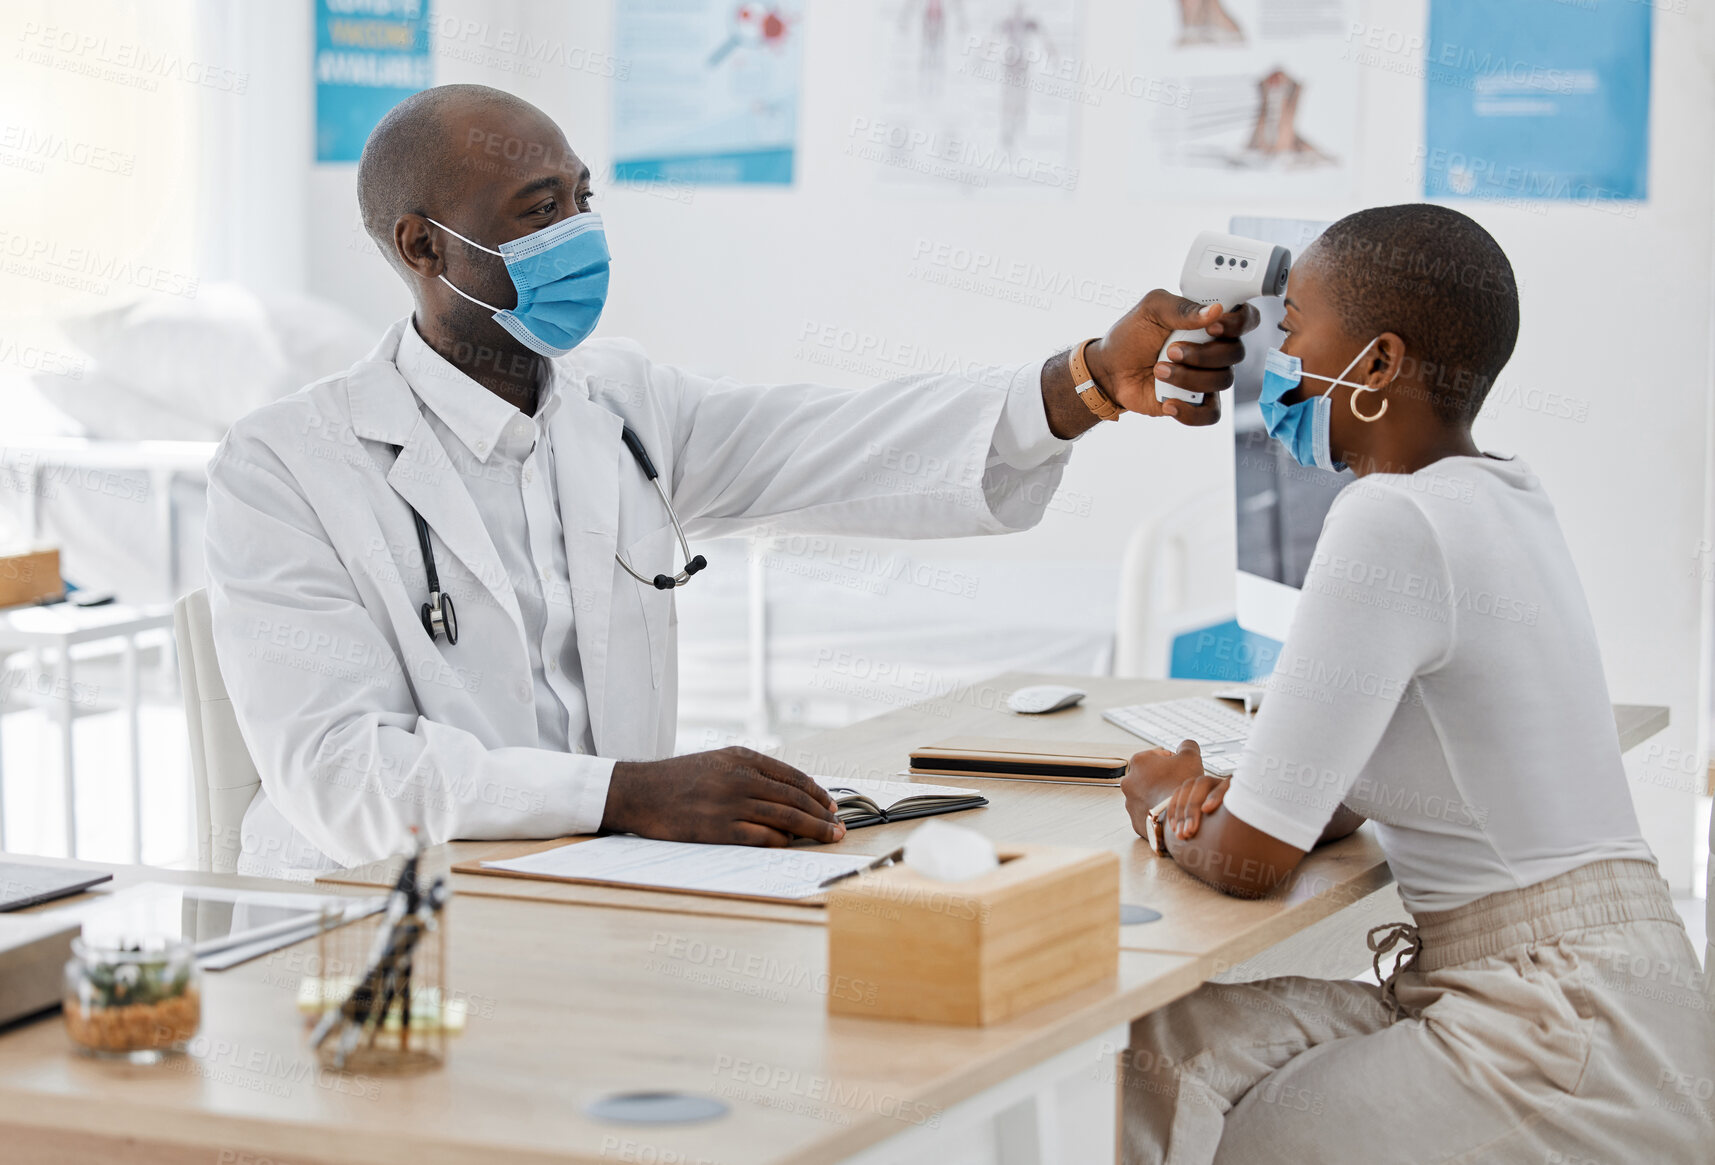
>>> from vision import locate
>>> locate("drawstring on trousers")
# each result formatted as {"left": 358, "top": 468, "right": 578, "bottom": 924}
{"left": 1368, "top": 921, "right": 1423, "bottom": 1021}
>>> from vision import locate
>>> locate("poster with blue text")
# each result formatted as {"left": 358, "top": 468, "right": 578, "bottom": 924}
{"left": 315, "top": 0, "right": 433, "bottom": 163}
{"left": 1424, "top": 0, "right": 1650, "bottom": 204}
{"left": 613, "top": 0, "right": 804, "bottom": 184}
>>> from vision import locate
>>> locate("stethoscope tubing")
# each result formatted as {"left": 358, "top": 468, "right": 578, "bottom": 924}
{"left": 615, "top": 472, "right": 708, "bottom": 591}
{"left": 396, "top": 424, "right": 704, "bottom": 644}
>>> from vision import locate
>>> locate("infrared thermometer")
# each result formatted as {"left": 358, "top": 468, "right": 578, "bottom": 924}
{"left": 1156, "top": 231, "right": 1292, "bottom": 405}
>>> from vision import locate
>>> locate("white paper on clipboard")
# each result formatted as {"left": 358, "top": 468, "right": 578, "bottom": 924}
{"left": 481, "top": 836, "right": 878, "bottom": 901}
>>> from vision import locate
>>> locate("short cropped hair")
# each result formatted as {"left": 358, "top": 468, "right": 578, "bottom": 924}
{"left": 356, "top": 84, "right": 539, "bottom": 271}
{"left": 1306, "top": 204, "right": 1519, "bottom": 424}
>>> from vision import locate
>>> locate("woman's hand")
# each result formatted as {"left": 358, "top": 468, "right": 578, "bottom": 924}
{"left": 1120, "top": 739, "right": 1206, "bottom": 839}
{"left": 1123, "top": 739, "right": 1308, "bottom": 898}
{"left": 1167, "top": 771, "right": 1229, "bottom": 840}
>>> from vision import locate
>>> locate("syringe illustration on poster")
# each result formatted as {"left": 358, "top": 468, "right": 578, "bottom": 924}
{"left": 613, "top": 0, "right": 804, "bottom": 185}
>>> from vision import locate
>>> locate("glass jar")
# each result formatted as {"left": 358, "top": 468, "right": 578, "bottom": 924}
{"left": 64, "top": 936, "right": 202, "bottom": 1063}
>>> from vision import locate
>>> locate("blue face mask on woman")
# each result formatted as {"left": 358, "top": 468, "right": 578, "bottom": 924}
{"left": 1257, "top": 337, "right": 1383, "bottom": 472}
{"left": 427, "top": 211, "right": 611, "bottom": 357}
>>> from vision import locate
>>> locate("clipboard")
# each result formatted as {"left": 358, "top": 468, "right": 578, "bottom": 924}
{"left": 452, "top": 836, "right": 881, "bottom": 908}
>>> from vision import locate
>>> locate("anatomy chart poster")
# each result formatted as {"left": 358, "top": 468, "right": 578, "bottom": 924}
{"left": 1423, "top": 0, "right": 1650, "bottom": 204}
{"left": 612, "top": 0, "right": 804, "bottom": 184}
{"left": 1132, "top": 0, "right": 1359, "bottom": 201}
{"left": 866, "top": 0, "right": 1083, "bottom": 198}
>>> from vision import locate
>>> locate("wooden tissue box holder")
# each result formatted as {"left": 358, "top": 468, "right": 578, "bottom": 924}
{"left": 825, "top": 844, "right": 1119, "bottom": 1026}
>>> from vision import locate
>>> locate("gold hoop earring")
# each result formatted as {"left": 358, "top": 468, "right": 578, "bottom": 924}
{"left": 1351, "top": 386, "right": 1388, "bottom": 422}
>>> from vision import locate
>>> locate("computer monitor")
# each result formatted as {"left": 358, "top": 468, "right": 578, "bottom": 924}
{"left": 1230, "top": 215, "right": 1350, "bottom": 642}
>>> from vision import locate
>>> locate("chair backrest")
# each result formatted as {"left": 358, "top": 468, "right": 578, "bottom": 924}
{"left": 1113, "top": 492, "right": 1234, "bottom": 677}
{"left": 173, "top": 588, "right": 260, "bottom": 872}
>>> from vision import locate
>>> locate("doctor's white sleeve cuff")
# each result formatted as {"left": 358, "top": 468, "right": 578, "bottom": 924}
{"left": 991, "top": 357, "right": 1076, "bottom": 471}
{"left": 548, "top": 752, "right": 619, "bottom": 835}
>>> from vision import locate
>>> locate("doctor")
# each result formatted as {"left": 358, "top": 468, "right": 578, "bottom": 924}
{"left": 206, "top": 84, "right": 1257, "bottom": 876}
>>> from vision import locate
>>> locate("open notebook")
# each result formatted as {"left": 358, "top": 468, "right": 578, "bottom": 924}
{"left": 815, "top": 777, "right": 987, "bottom": 829}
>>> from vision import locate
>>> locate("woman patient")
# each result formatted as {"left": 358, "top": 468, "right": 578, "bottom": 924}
{"left": 1119, "top": 204, "right": 1713, "bottom": 1164}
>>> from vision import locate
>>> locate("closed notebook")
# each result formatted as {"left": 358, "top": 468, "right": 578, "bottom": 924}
{"left": 909, "top": 738, "right": 1132, "bottom": 785}
{"left": 816, "top": 777, "right": 987, "bottom": 828}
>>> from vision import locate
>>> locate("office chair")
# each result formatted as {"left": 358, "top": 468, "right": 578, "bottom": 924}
{"left": 173, "top": 588, "right": 260, "bottom": 873}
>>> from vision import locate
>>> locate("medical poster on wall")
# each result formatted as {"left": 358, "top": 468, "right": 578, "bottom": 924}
{"left": 612, "top": 0, "right": 804, "bottom": 185}
{"left": 314, "top": 0, "right": 433, "bottom": 163}
{"left": 1131, "top": 0, "right": 1358, "bottom": 201}
{"left": 1423, "top": 0, "right": 1650, "bottom": 204}
{"left": 864, "top": 0, "right": 1082, "bottom": 197}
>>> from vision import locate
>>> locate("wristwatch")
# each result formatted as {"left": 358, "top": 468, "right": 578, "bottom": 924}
{"left": 1070, "top": 338, "right": 1123, "bottom": 422}
{"left": 1145, "top": 795, "right": 1173, "bottom": 856}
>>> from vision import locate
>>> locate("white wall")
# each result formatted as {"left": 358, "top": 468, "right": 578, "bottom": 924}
{"left": 294, "top": 0, "right": 1715, "bottom": 888}
{"left": 197, "top": 0, "right": 314, "bottom": 295}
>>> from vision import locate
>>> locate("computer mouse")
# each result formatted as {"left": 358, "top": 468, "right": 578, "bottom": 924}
{"left": 1008, "top": 685, "right": 1086, "bottom": 714}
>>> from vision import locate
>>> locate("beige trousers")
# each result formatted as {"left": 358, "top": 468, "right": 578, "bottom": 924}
{"left": 1123, "top": 860, "right": 1715, "bottom": 1164}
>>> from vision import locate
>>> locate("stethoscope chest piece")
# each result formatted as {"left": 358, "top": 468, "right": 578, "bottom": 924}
{"left": 407, "top": 506, "right": 459, "bottom": 646}
{"left": 421, "top": 590, "right": 458, "bottom": 646}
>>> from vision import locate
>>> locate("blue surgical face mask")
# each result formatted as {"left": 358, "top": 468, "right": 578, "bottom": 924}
{"left": 1257, "top": 337, "right": 1381, "bottom": 472}
{"left": 427, "top": 211, "right": 610, "bottom": 357}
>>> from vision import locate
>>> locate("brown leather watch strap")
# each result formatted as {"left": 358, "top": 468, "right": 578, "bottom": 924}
{"left": 1146, "top": 795, "right": 1173, "bottom": 856}
{"left": 1070, "top": 338, "right": 1122, "bottom": 422}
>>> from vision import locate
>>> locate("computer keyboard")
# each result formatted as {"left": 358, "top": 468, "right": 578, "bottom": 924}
{"left": 1103, "top": 697, "right": 1255, "bottom": 777}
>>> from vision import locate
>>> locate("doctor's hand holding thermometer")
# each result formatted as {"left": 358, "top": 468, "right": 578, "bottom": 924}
{"left": 1040, "top": 291, "right": 1262, "bottom": 439}
{"left": 1153, "top": 231, "right": 1292, "bottom": 407}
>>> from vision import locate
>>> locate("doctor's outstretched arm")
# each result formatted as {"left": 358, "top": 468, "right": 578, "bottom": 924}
{"left": 633, "top": 290, "right": 1259, "bottom": 547}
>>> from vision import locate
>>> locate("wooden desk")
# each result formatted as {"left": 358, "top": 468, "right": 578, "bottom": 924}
{"left": 798, "top": 677, "right": 1665, "bottom": 978}
{"left": 326, "top": 676, "right": 1665, "bottom": 983}
{"left": 326, "top": 675, "right": 1388, "bottom": 976}
{"left": 0, "top": 856, "right": 1198, "bottom": 1165}
{"left": 780, "top": 673, "right": 1392, "bottom": 977}
{"left": 0, "top": 682, "right": 1668, "bottom": 1164}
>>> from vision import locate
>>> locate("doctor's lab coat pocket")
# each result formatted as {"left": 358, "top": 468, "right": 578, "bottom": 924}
{"left": 623, "top": 524, "right": 676, "bottom": 691}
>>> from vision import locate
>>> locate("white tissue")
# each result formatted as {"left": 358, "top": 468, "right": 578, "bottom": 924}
{"left": 902, "top": 820, "right": 1000, "bottom": 882}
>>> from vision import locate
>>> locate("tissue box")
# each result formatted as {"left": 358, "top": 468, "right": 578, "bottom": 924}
{"left": 0, "top": 548, "right": 62, "bottom": 608}
{"left": 825, "top": 844, "right": 1119, "bottom": 1026}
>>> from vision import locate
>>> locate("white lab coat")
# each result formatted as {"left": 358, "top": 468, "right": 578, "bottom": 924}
{"left": 206, "top": 319, "right": 1070, "bottom": 875}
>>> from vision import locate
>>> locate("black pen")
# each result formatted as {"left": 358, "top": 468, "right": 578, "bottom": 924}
{"left": 817, "top": 847, "right": 905, "bottom": 890}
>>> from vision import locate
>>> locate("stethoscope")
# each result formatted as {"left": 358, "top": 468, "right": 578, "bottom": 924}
{"left": 397, "top": 425, "right": 707, "bottom": 646}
